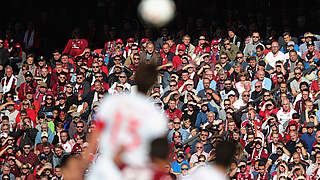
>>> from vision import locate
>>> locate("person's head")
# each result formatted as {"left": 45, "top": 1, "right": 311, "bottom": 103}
{"left": 257, "top": 70, "right": 265, "bottom": 81}
{"left": 207, "top": 111, "right": 215, "bottom": 123}
{"left": 242, "top": 91, "right": 250, "bottom": 103}
{"left": 54, "top": 145, "right": 64, "bottom": 157}
{"left": 294, "top": 67, "right": 302, "bottom": 79}
{"left": 146, "top": 42, "right": 155, "bottom": 54}
{"left": 254, "top": 81, "right": 262, "bottom": 92}
{"left": 200, "top": 129, "right": 209, "bottom": 142}
{"left": 220, "top": 53, "right": 228, "bottom": 64}
{"left": 76, "top": 73, "right": 85, "bottom": 84}
{"left": 283, "top": 32, "right": 292, "bottom": 43}
{"left": 76, "top": 121, "right": 85, "bottom": 132}
{"left": 181, "top": 163, "right": 189, "bottom": 175}
{"left": 182, "top": 35, "right": 191, "bottom": 45}
{"left": 289, "top": 50, "right": 298, "bottom": 62}
{"left": 26, "top": 54, "right": 34, "bottom": 65}
{"left": 173, "top": 118, "right": 181, "bottom": 130}
{"left": 23, "top": 143, "right": 32, "bottom": 154}
{"left": 60, "top": 131, "right": 69, "bottom": 143}
{"left": 258, "top": 161, "right": 266, "bottom": 175}
{"left": 271, "top": 41, "right": 280, "bottom": 54}
{"left": 215, "top": 141, "right": 236, "bottom": 168}
{"left": 195, "top": 142, "right": 204, "bottom": 153}
{"left": 203, "top": 78, "right": 211, "bottom": 89}
{"left": 307, "top": 41, "right": 315, "bottom": 52}
{"left": 290, "top": 130, "right": 298, "bottom": 141}
{"left": 2, "top": 163, "right": 11, "bottom": 175}
{"left": 252, "top": 32, "right": 260, "bottom": 43}
{"left": 236, "top": 52, "right": 244, "bottom": 63}
{"left": 4, "top": 66, "right": 13, "bottom": 77}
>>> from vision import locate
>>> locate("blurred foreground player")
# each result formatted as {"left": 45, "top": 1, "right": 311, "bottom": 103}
{"left": 182, "top": 141, "right": 236, "bottom": 180}
{"left": 87, "top": 63, "right": 168, "bottom": 180}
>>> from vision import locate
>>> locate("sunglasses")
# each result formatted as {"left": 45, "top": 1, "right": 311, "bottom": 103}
{"left": 198, "top": 160, "right": 205, "bottom": 162}
{"left": 119, "top": 76, "right": 126, "bottom": 78}
{"left": 220, "top": 57, "right": 227, "bottom": 59}
{"left": 224, "top": 43, "right": 230, "bottom": 45}
{"left": 255, "top": 85, "right": 261, "bottom": 88}
{"left": 95, "top": 75, "right": 102, "bottom": 78}
{"left": 196, "top": 146, "right": 203, "bottom": 149}
{"left": 114, "top": 59, "right": 121, "bottom": 61}
{"left": 66, "top": 86, "right": 73, "bottom": 88}
{"left": 23, "top": 147, "right": 31, "bottom": 149}
{"left": 173, "top": 122, "right": 180, "bottom": 124}
{"left": 93, "top": 66, "right": 99, "bottom": 68}
{"left": 252, "top": 36, "right": 259, "bottom": 38}
{"left": 77, "top": 77, "right": 83, "bottom": 79}
{"left": 77, "top": 126, "right": 84, "bottom": 128}
{"left": 181, "top": 168, "right": 189, "bottom": 170}
{"left": 236, "top": 56, "right": 243, "bottom": 59}
{"left": 46, "top": 98, "right": 53, "bottom": 100}
{"left": 200, "top": 134, "right": 208, "bottom": 137}
{"left": 243, "top": 94, "right": 250, "bottom": 97}
{"left": 169, "top": 84, "right": 176, "bottom": 87}
{"left": 132, "top": 48, "right": 138, "bottom": 50}
{"left": 133, "top": 57, "right": 140, "bottom": 60}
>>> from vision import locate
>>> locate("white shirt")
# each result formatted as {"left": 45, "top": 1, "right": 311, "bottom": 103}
{"left": 277, "top": 108, "right": 296, "bottom": 132}
{"left": 265, "top": 51, "right": 286, "bottom": 68}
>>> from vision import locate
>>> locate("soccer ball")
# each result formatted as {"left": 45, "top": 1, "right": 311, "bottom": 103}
{"left": 138, "top": 0, "right": 176, "bottom": 27}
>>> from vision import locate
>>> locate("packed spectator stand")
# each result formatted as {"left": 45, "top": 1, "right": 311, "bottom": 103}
{"left": 1, "top": 14, "right": 320, "bottom": 179}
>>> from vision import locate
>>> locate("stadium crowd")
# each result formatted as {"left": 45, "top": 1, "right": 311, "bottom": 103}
{"left": 0, "top": 14, "right": 320, "bottom": 180}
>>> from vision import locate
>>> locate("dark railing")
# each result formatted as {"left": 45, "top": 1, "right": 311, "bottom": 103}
{"left": 182, "top": 65, "right": 318, "bottom": 146}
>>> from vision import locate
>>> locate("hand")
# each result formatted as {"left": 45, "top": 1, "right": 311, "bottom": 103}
{"left": 78, "top": 96, "right": 82, "bottom": 101}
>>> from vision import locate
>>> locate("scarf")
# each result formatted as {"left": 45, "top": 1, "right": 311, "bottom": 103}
{"left": 1, "top": 75, "right": 15, "bottom": 94}
{"left": 24, "top": 30, "right": 35, "bottom": 49}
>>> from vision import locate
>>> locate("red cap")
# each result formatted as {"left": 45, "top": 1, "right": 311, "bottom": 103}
{"left": 141, "top": 38, "right": 149, "bottom": 43}
{"left": 127, "top": 38, "right": 134, "bottom": 42}
{"left": 116, "top": 39, "right": 123, "bottom": 44}
{"left": 212, "top": 39, "right": 219, "bottom": 44}
{"left": 178, "top": 44, "right": 186, "bottom": 50}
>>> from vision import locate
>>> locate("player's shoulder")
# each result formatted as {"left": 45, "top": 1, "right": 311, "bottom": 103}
{"left": 181, "top": 165, "right": 228, "bottom": 180}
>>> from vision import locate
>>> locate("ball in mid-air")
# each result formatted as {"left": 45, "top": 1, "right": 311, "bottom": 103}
{"left": 138, "top": 0, "right": 176, "bottom": 27}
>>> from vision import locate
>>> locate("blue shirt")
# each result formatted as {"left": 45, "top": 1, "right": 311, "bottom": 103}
{"left": 251, "top": 78, "right": 272, "bottom": 91}
{"left": 171, "top": 160, "right": 190, "bottom": 173}
{"left": 168, "top": 128, "right": 189, "bottom": 144}
{"left": 196, "top": 79, "right": 217, "bottom": 91}
{"left": 301, "top": 132, "right": 316, "bottom": 154}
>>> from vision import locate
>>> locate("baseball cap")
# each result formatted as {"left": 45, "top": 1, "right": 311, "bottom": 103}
{"left": 93, "top": 101, "right": 100, "bottom": 107}
{"left": 307, "top": 41, "right": 315, "bottom": 46}
{"left": 38, "top": 56, "right": 45, "bottom": 61}
{"left": 127, "top": 38, "right": 134, "bottom": 42}
{"left": 212, "top": 39, "right": 219, "bottom": 44}
{"left": 116, "top": 39, "right": 123, "bottom": 44}
{"left": 39, "top": 153, "right": 48, "bottom": 160}
{"left": 178, "top": 44, "right": 186, "bottom": 51}
{"left": 258, "top": 60, "right": 266, "bottom": 67}
{"left": 141, "top": 38, "right": 149, "bottom": 43}
{"left": 287, "top": 41, "right": 295, "bottom": 46}
{"left": 41, "top": 131, "right": 48, "bottom": 138}
{"left": 0, "top": 133, "right": 8, "bottom": 139}
{"left": 24, "top": 71, "right": 33, "bottom": 77}
{"left": 306, "top": 122, "right": 314, "bottom": 128}
{"left": 72, "top": 112, "right": 81, "bottom": 118}
{"left": 39, "top": 82, "right": 47, "bottom": 88}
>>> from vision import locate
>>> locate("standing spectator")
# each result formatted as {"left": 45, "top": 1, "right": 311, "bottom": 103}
{"left": 243, "top": 32, "right": 265, "bottom": 60}
{"left": 62, "top": 27, "right": 88, "bottom": 57}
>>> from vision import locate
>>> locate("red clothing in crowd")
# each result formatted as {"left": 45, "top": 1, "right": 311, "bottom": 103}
{"left": 165, "top": 108, "right": 182, "bottom": 120}
{"left": 63, "top": 39, "right": 88, "bottom": 57}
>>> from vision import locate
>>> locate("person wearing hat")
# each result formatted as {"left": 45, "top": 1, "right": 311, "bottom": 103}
{"left": 301, "top": 122, "right": 316, "bottom": 154}
{"left": 302, "top": 41, "right": 320, "bottom": 62}
{"left": 284, "top": 41, "right": 302, "bottom": 60}
{"left": 140, "top": 41, "right": 162, "bottom": 66}
{"left": 18, "top": 70, "right": 37, "bottom": 100}
{"left": 124, "top": 44, "right": 140, "bottom": 67}
{"left": 299, "top": 32, "right": 320, "bottom": 56}
{"left": 175, "top": 35, "right": 195, "bottom": 57}
{"left": 34, "top": 81, "right": 51, "bottom": 105}
{"left": 172, "top": 44, "right": 187, "bottom": 69}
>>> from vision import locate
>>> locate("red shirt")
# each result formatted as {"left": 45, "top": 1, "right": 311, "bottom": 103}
{"left": 172, "top": 55, "right": 182, "bottom": 70}
{"left": 63, "top": 39, "right": 88, "bottom": 57}
{"left": 165, "top": 108, "right": 182, "bottom": 120}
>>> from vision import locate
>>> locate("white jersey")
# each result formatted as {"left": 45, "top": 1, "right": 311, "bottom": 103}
{"left": 87, "top": 93, "right": 168, "bottom": 180}
{"left": 181, "top": 165, "right": 228, "bottom": 180}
